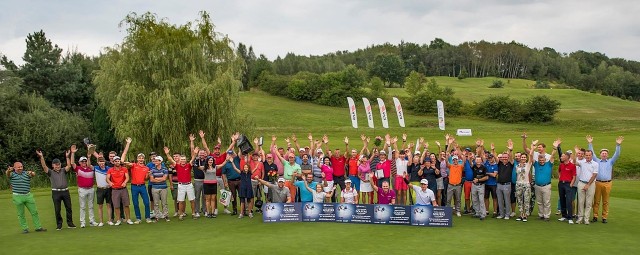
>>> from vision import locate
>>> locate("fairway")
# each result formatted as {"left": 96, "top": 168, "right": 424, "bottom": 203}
{"left": 1, "top": 180, "right": 639, "bottom": 254}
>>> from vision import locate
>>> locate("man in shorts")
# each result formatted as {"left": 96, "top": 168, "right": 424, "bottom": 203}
{"left": 106, "top": 156, "right": 134, "bottom": 225}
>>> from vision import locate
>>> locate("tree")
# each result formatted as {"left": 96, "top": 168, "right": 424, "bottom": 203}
{"left": 458, "top": 67, "right": 468, "bottom": 80}
{"left": 407, "top": 78, "right": 462, "bottom": 115}
{"left": 404, "top": 71, "right": 426, "bottom": 95}
{"left": 521, "top": 95, "right": 561, "bottom": 123}
{"left": 237, "top": 43, "right": 256, "bottom": 91}
{"left": 369, "top": 76, "right": 387, "bottom": 98}
{"left": 94, "top": 12, "right": 250, "bottom": 153}
{"left": 368, "top": 54, "right": 405, "bottom": 87}
{"left": 14, "top": 30, "right": 63, "bottom": 95}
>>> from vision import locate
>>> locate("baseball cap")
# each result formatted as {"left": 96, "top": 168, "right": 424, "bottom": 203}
{"left": 420, "top": 179, "right": 429, "bottom": 185}
{"left": 149, "top": 151, "right": 157, "bottom": 156}
{"left": 52, "top": 158, "right": 61, "bottom": 164}
{"left": 113, "top": 156, "right": 121, "bottom": 161}
{"left": 154, "top": 156, "right": 164, "bottom": 162}
{"left": 137, "top": 153, "right": 145, "bottom": 158}
{"left": 423, "top": 158, "right": 431, "bottom": 163}
{"left": 252, "top": 151, "right": 260, "bottom": 156}
{"left": 214, "top": 144, "right": 221, "bottom": 149}
{"left": 600, "top": 148, "right": 609, "bottom": 153}
{"left": 464, "top": 148, "right": 472, "bottom": 152}
{"left": 266, "top": 154, "right": 273, "bottom": 158}
{"left": 79, "top": 156, "right": 88, "bottom": 162}
{"left": 345, "top": 179, "right": 352, "bottom": 183}
{"left": 316, "top": 148, "right": 323, "bottom": 154}
{"left": 379, "top": 150, "right": 387, "bottom": 155}
{"left": 487, "top": 154, "right": 495, "bottom": 159}
{"left": 452, "top": 155, "right": 459, "bottom": 160}
{"left": 414, "top": 151, "right": 421, "bottom": 155}
{"left": 277, "top": 177, "right": 285, "bottom": 183}
{"left": 227, "top": 150, "right": 235, "bottom": 154}
{"left": 299, "top": 148, "right": 305, "bottom": 152}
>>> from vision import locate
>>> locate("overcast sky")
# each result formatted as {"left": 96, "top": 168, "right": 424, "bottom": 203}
{"left": 1, "top": 0, "right": 639, "bottom": 65}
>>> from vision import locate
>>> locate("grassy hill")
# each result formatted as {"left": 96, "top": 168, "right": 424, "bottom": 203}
{"left": 240, "top": 77, "right": 640, "bottom": 176}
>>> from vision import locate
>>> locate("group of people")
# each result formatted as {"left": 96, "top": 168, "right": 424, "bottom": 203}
{"left": 6, "top": 131, "right": 622, "bottom": 233}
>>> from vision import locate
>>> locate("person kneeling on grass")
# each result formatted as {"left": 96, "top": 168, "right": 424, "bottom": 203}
{"left": 341, "top": 179, "right": 359, "bottom": 204}
{"left": 232, "top": 161, "right": 254, "bottom": 218}
{"left": 303, "top": 174, "right": 334, "bottom": 203}
{"left": 370, "top": 173, "right": 396, "bottom": 205}
{"left": 404, "top": 174, "right": 438, "bottom": 206}
{"left": 257, "top": 178, "right": 291, "bottom": 203}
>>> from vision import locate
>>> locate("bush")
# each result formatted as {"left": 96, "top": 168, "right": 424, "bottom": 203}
{"left": 534, "top": 80, "right": 551, "bottom": 89}
{"left": 474, "top": 96, "right": 522, "bottom": 122}
{"left": 257, "top": 71, "right": 290, "bottom": 96}
{"left": 458, "top": 67, "right": 468, "bottom": 80}
{"left": 489, "top": 80, "right": 504, "bottom": 88}
{"left": 521, "top": 95, "right": 561, "bottom": 122}
{"left": 407, "top": 79, "right": 462, "bottom": 116}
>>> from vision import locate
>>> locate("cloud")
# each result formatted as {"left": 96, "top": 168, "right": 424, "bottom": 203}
{"left": 1, "top": 0, "right": 638, "bottom": 66}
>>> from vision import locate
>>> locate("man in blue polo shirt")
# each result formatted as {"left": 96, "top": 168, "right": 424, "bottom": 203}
{"left": 462, "top": 149, "right": 474, "bottom": 215}
{"left": 294, "top": 173, "right": 318, "bottom": 202}
{"left": 222, "top": 150, "right": 242, "bottom": 215}
{"left": 531, "top": 141, "right": 557, "bottom": 221}
{"left": 484, "top": 153, "right": 499, "bottom": 218}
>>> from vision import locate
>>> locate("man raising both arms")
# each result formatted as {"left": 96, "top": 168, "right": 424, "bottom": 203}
{"left": 587, "top": 135, "right": 623, "bottom": 224}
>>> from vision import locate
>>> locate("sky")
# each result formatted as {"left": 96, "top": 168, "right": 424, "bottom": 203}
{"left": 1, "top": 0, "right": 639, "bottom": 65}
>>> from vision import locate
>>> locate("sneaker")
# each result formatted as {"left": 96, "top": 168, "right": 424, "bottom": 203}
{"left": 516, "top": 217, "right": 522, "bottom": 221}
{"left": 133, "top": 219, "right": 141, "bottom": 224}
{"left": 510, "top": 212, "right": 516, "bottom": 217}
{"left": 80, "top": 223, "right": 86, "bottom": 228}
{"left": 592, "top": 217, "right": 598, "bottom": 223}
{"left": 504, "top": 217, "right": 510, "bottom": 220}
{"left": 98, "top": 222, "right": 104, "bottom": 227}
{"left": 213, "top": 214, "right": 218, "bottom": 218}
{"left": 456, "top": 212, "right": 461, "bottom": 217}
{"left": 107, "top": 221, "right": 114, "bottom": 226}
{"left": 602, "top": 219, "right": 608, "bottom": 224}
{"left": 179, "top": 215, "right": 184, "bottom": 221}
{"left": 224, "top": 209, "right": 232, "bottom": 214}
{"left": 126, "top": 220, "right": 134, "bottom": 225}
{"left": 22, "top": 229, "right": 29, "bottom": 234}
{"left": 192, "top": 214, "right": 198, "bottom": 219}
{"left": 558, "top": 217, "right": 567, "bottom": 222}
{"left": 173, "top": 212, "right": 178, "bottom": 217}
{"left": 56, "top": 227, "right": 62, "bottom": 231}
{"left": 166, "top": 217, "right": 171, "bottom": 222}
{"left": 214, "top": 209, "right": 218, "bottom": 215}
{"left": 479, "top": 217, "right": 485, "bottom": 221}
{"left": 523, "top": 218, "right": 528, "bottom": 222}
{"left": 238, "top": 214, "right": 244, "bottom": 219}
{"left": 249, "top": 213, "right": 254, "bottom": 218}
{"left": 496, "top": 216, "right": 504, "bottom": 219}
{"left": 232, "top": 210, "right": 238, "bottom": 215}
{"left": 539, "top": 216, "right": 544, "bottom": 220}
{"left": 568, "top": 220, "right": 574, "bottom": 224}
{"left": 195, "top": 213, "right": 200, "bottom": 218}
{"left": 68, "top": 223, "right": 77, "bottom": 229}
{"left": 35, "top": 227, "right": 47, "bottom": 232}
{"left": 146, "top": 218, "right": 153, "bottom": 223}
{"left": 89, "top": 221, "right": 99, "bottom": 227}
{"left": 114, "top": 221, "right": 122, "bottom": 226}
{"left": 555, "top": 210, "right": 561, "bottom": 215}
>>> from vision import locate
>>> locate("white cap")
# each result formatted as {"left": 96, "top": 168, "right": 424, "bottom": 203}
{"left": 277, "top": 177, "right": 285, "bottom": 182}
{"left": 420, "top": 179, "right": 429, "bottom": 185}
{"left": 316, "top": 148, "right": 323, "bottom": 153}
{"left": 79, "top": 156, "right": 88, "bottom": 162}
{"left": 154, "top": 156, "right": 164, "bottom": 162}
{"left": 345, "top": 179, "right": 352, "bottom": 183}
{"left": 113, "top": 156, "right": 121, "bottom": 161}
{"left": 299, "top": 148, "right": 305, "bottom": 152}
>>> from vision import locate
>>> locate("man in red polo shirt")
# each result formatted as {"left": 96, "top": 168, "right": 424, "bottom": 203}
{"left": 557, "top": 144, "right": 576, "bottom": 224}
{"left": 124, "top": 153, "right": 152, "bottom": 224}
{"left": 199, "top": 131, "right": 238, "bottom": 215}
{"left": 70, "top": 144, "right": 99, "bottom": 228}
{"left": 106, "top": 156, "right": 133, "bottom": 225}
{"left": 325, "top": 135, "right": 347, "bottom": 202}
{"left": 164, "top": 146, "right": 197, "bottom": 220}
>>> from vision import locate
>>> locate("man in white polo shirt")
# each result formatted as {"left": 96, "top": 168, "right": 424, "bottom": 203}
{"left": 574, "top": 150, "right": 598, "bottom": 225}
{"left": 405, "top": 177, "right": 438, "bottom": 206}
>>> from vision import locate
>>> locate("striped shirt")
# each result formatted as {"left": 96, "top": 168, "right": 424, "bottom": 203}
{"left": 10, "top": 171, "right": 32, "bottom": 194}
{"left": 94, "top": 165, "right": 110, "bottom": 188}
{"left": 150, "top": 166, "right": 169, "bottom": 189}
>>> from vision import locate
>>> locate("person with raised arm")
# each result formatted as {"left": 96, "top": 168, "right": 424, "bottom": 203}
{"left": 393, "top": 136, "right": 409, "bottom": 205}
{"left": 6, "top": 162, "right": 46, "bottom": 234}
{"left": 555, "top": 138, "right": 576, "bottom": 224}
{"left": 71, "top": 144, "right": 99, "bottom": 228}
{"left": 370, "top": 172, "right": 396, "bottom": 205}
{"left": 303, "top": 174, "right": 334, "bottom": 203}
{"left": 257, "top": 177, "right": 292, "bottom": 203}
{"left": 37, "top": 148, "right": 76, "bottom": 230}
{"left": 163, "top": 143, "right": 198, "bottom": 220}
{"left": 106, "top": 149, "right": 134, "bottom": 226}
{"left": 445, "top": 135, "right": 464, "bottom": 217}
{"left": 531, "top": 139, "right": 558, "bottom": 221}
{"left": 149, "top": 155, "right": 170, "bottom": 222}
{"left": 200, "top": 131, "right": 239, "bottom": 215}
{"left": 121, "top": 139, "right": 152, "bottom": 224}
{"left": 515, "top": 146, "right": 533, "bottom": 222}
{"left": 495, "top": 139, "right": 515, "bottom": 220}
{"left": 231, "top": 157, "right": 255, "bottom": 218}
{"left": 275, "top": 135, "right": 302, "bottom": 202}
{"left": 587, "top": 135, "right": 623, "bottom": 224}
{"left": 404, "top": 172, "right": 438, "bottom": 206}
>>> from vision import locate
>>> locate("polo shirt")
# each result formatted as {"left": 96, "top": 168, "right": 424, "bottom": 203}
{"left": 408, "top": 163, "right": 421, "bottom": 182}
{"left": 191, "top": 157, "right": 207, "bottom": 180}
{"left": 300, "top": 162, "right": 312, "bottom": 173}
{"left": 176, "top": 163, "right": 192, "bottom": 183}
{"left": 10, "top": 171, "right": 32, "bottom": 194}
{"left": 321, "top": 165, "right": 334, "bottom": 181}
{"left": 448, "top": 164, "right": 463, "bottom": 185}
{"left": 463, "top": 160, "right": 474, "bottom": 181}
{"left": 150, "top": 166, "right": 168, "bottom": 189}
{"left": 107, "top": 166, "right": 128, "bottom": 189}
{"left": 412, "top": 185, "right": 436, "bottom": 205}
{"left": 533, "top": 161, "right": 553, "bottom": 186}
{"left": 294, "top": 181, "right": 318, "bottom": 202}
{"left": 395, "top": 158, "right": 408, "bottom": 176}
{"left": 266, "top": 183, "right": 290, "bottom": 203}
{"left": 94, "top": 165, "right": 110, "bottom": 188}
{"left": 497, "top": 161, "right": 514, "bottom": 184}
{"left": 47, "top": 169, "right": 69, "bottom": 189}
{"left": 222, "top": 157, "right": 241, "bottom": 180}
{"left": 558, "top": 162, "right": 576, "bottom": 182}
{"left": 376, "top": 160, "right": 391, "bottom": 178}
{"left": 310, "top": 157, "right": 323, "bottom": 181}
{"left": 512, "top": 161, "right": 519, "bottom": 183}
{"left": 589, "top": 144, "right": 620, "bottom": 181}
{"left": 472, "top": 164, "right": 487, "bottom": 184}
{"left": 484, "top": 162, "right": 498, "bottom": 185}
{"left": 330, "top": 155, "right": 346, "bottom": 176}
{"left": 348, "top": 156, "right": 359, "bottom": 176}
{"left": 210, "top": 152, "right": 227, "bottom": 176}
{"left": 130, "top": 164, "right": 150, "bottom": 185}
{"left": 75, "top": 165, "right": 94, "bottom": 188}
{"left": 250, "top": 160, "right": 264, "bottom": 180}
{"left": 421, "top": 167, "right": 438, "bottom": 184}
{"left": 282, "top": 162, "right": 301, "bottom": 181}
{"left": 376, "top": 188, "right": 396, "bottom": 204}
{"left": 578, "top": 160, "right": 598, "bottom": 182}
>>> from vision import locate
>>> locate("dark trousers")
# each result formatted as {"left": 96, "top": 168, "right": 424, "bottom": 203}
{"left": 558, "top": 182, "right": 574, "bottom": 218}
{"left": 52, "top": 190, "right": 73, "bottom": 227}
{"left": 228, "top": 180, "right": 241, "bottom": 211}
{"left": 441, "top": 177, "right": 449, "bottom": 206}
{"left": 332, "top": 175, "right": 346, "bottom": 202}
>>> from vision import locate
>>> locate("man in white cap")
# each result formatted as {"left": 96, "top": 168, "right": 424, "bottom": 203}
{"left": 311, "top": 148, "right": 324, "bottom": 183}
{"left": 70, "top": 144, "right": 99, "bottom": 228}
{"left": 257, "top": 177, "right": 291, "bottom": 203}
{"left": 405, "top": 177, "right": 438, "bottom": 206}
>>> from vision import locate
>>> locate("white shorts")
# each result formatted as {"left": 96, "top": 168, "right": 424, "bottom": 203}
{"left": 360, "top": 181, "right": 373, "bottom": 192}
{"left": 436, "top": 177, "right": 444, "bottom": 190}
{"left": 177, "top": 183, "right": 195, "bottom": 202}
{"left": 323, "top": 181, "right": 334, "bottom": 192}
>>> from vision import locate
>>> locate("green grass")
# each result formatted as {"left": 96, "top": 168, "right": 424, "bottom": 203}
{"left": 2, "top": 180, "right": 639, "bottom": 254}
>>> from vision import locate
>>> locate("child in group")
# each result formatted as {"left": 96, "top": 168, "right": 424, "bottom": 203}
{"left": 232, "top": 163, "right": 254, "bottom": 218}
{"left": 303, "top": 175, "right": 334, "bottom": 203}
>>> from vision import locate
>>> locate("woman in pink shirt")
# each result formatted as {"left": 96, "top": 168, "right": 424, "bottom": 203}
{"left": 318, "top": 157, "right": 334, "bottom": 202}
{"left": 358, "top": 155, "right": 374, "bottom": 204}
{"left": 376, "top": 151, "right": 391, "bottom": 188}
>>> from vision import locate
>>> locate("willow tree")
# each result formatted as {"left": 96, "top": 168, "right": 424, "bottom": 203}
{"left": 94, "top": 12, "right": 250, "bottom": 154}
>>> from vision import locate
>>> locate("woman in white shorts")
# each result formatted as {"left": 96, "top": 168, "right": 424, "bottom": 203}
{"left": 358, "top": 155, "right": 373, "bottom": 203}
